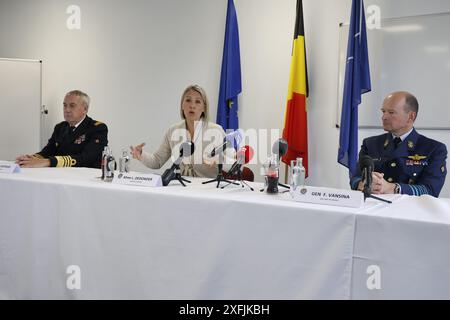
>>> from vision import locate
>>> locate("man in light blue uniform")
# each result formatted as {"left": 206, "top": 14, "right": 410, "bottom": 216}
{"left": 351, "top": 91, "right": 447, "bottom": 197}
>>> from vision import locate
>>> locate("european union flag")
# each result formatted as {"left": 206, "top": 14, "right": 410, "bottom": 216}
{"left": 337, "top": 0, "right": 371, "bottom": 176}
{"left": 217, "top": 0, "right": 242, "bottom": 133}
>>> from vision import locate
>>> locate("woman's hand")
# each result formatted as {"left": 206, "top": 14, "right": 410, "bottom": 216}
{"left": 130, "top": 143, "right": 145, "bottom": 161}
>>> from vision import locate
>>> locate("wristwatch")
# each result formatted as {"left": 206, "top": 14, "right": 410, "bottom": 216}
{"left": 394, "top": 183, "right": 401, "bottom": 194}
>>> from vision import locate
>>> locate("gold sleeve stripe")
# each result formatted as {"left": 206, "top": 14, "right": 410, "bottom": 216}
{"left": 55, "top": 156, "right": 77, "bottom": 167}
{"left": 55, "top": 156, "right": 65, "bottom": 167}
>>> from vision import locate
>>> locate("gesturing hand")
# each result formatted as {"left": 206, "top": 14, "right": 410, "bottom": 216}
{"left": 130, "top": 143, "right": 145, "bottom": 161}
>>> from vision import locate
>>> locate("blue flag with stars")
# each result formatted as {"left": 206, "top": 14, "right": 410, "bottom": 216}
{"left": 338, "top": 0, "right": 371, "bottom": 176}
{"left": 217, "top": 0, "right": 242, "bottom": 132}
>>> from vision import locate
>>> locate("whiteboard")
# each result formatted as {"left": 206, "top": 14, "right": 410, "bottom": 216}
{"left": 0, "top": 58, "right": 42, "bottom": 161}
{"left": 337, "top": 12, "right": 450, "bottom": 129}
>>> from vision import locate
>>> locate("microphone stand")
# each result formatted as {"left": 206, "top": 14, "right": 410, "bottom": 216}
{"left": 363, "top": 187, "right": 392, "bottom": 204}
{"left": 162, "top": 163, "right": 192, "bottom": 187}
{"left": 361, "top": 168, "right": 392, "bottom": 203}
{"left": 221, "top": 169, "right": 254, "bottom": 191}
{"left": 202, "top": 152, "right": 239, "bottom": 188}
{"left": 173, "top": 166, "right": 192, "bottom": 187}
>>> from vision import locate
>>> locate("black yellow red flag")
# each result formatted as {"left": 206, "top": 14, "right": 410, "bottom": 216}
{"left": 282, "top": 0, "right": 309, "bottom": 176}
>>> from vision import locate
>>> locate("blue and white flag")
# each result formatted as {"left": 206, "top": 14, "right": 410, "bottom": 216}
{"left": 337, "top": 0, "right": 371, "bottom": 176}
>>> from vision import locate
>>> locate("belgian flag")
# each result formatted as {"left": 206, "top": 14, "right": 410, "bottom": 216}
{"left": 282, "top": 0, "right": 309, "bottom": 176}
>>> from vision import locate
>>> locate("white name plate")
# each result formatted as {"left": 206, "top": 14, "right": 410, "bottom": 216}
{"left": 112, "top": 172, "right": 162, "bottom": 187}
{"left": 0, "top": 161, "right": 21, "bottom": 174}
{"left": 290, "top": 186, "right": 364, "bottom": 208}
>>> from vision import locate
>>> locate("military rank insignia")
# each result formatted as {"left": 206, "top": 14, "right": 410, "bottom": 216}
{"left": 74, "top": 134, "right": 86, "bottom": 145}
{"left": 407, "top": 141, "right": 414, "bottom": 149}
{"left": 406, "top": 154, "right": 428, "bottom": 166}
{"left": 384, "top": 139, "right": 389, "bottom": 148}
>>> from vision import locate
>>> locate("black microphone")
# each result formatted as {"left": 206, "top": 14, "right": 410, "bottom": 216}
{"left": 161, "top": 141, "right": 195, "bottom": 186}
{"left": 210, "top": 138, "right": 230, "bottom": 157}
{"left": 359, "top": 154, "right": 374, "bottom": 195}
{"left": 210, "top": 130, "right": 243, "bottom": 157}
{"left": 272, "top": 138, "right": 288, "bottom": 160}
{"left": 227, "top": 145, "right": 254, "bottom": 176}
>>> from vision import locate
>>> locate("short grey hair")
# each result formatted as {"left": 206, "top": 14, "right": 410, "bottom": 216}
{"left": 404, "top": 92, "right": 419, "bottom": 115}
{"left": 66, "top": 90, "right": 90, "bottom": 110}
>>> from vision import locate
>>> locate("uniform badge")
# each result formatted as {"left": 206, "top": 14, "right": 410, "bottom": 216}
{"left": 383, "top": 139, "right": 389, "bottom": 148}
{"left": 407, "top": 155, "right": 427, "bottom": 166}
{"left": 74, "top": 134, "right": 86, "bottom": 145}
{"left": 408, "top": 154, "right": 426, "bottom": 161}
{"left": 407, "top": 141, "right": 414, "bottom": 149}
{"left": 442, "top": 165, "right": 446, "bottom": 173}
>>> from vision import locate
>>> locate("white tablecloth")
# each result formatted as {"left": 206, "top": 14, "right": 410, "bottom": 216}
{"left": 352, "top": 195, "right": 450, "bottom": 299}
{"left": 1, "top": 168, "right": 449, "bottom": 299}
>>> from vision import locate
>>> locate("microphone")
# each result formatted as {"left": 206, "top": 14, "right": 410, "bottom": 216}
{"left": 210, "top": 129, "right": 244, "bottom": 157}
{"left": 161, "top": 141, "right": 195, "bottom": 186}
{"left": 359, "top": 154, "right": 374, "bottom": 195}
{"left": 174, "top": 141, "right": 195, "bottom": 166}
{"left": 272, "top": 138, "right": 288, "bottom": 160}
{"left": 227, "top": 145, "right": 254, "bottom": 176}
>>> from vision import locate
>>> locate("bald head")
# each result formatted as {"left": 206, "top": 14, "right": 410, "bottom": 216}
{"left": 384, "top": 91, "right": 419, "bottom": 115}
{"left": 381, "top": 91, "right": 418, "bottom": 136}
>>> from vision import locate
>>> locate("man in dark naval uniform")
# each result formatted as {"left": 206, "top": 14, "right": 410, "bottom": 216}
{"left": 351, "top": 91, "right": 447, "bottom": 197}
{"left": 16, "top": 90, "right": 108, "bottom": 169}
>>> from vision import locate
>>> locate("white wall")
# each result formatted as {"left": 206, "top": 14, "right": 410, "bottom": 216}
{"left": 0, "top": 0, "right": 449, "bottom": 196}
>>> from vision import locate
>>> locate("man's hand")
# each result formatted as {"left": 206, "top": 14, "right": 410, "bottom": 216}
{"left": 371, "top": 171, "right": 396, "bottom": 194}
{"left": 16, "top": 155, "right": 50, "bottom": 168}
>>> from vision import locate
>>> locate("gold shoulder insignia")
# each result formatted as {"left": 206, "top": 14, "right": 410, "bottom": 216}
{"left": 408, "top": 154, "right": 427, "bottom": 161}
{"left": 407, "top": 141, "right": 414, "bottom": 149}
{"left": 94, "top": 121, "right": 104, "bottom": 126}
{"left": 384, "top": 138, "right": 389, "bottom": 148}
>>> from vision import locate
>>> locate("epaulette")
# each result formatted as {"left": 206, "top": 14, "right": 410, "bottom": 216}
{"left": 94, "top": 121, "right": 104, "bottom": 126}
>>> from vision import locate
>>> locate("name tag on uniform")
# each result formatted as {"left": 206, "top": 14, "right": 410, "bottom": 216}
{"left": 0, "top": 161, "right": 21, "bottom": 174}
{"left": 290, "top": 186, "right": 364, "bottom": 208}
{"left": 112, "top": 172, "right": 162, "bottom": 187}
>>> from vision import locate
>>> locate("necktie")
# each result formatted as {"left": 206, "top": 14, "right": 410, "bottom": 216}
{"left": 393, "top": 137, "right": 402, "bottom": 149}
{"left": 70, "top": 126, "right": 76, "bottom": 132}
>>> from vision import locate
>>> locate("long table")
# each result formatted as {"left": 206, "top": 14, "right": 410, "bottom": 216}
{"left": 1, "top": 168, "right": 449, "bottom": 299}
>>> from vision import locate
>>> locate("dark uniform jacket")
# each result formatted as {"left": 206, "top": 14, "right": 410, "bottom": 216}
{"left": 351, "top": 128, "right": 447, "bottom": 197}
{"left": 35, "top": 116, "right": 108, "bottom": 169}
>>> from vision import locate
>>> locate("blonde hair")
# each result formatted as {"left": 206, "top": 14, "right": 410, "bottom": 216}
{"left": 66, "top": 90, "right": 90, "bottom": 110}
{"left": 180, "top": 84, "right": 209, "bottom": 122}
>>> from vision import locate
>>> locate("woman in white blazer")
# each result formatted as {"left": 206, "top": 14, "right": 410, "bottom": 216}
{"left": 130, "top": 84, "right": 233, "bottom": 178}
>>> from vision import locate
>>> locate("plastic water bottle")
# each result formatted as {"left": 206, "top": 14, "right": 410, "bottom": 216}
{"left": 105, "top": 148, "right": 116, "bottom": 181}
{"left": 101, "top": 146, "right": 109, "bottom": 180}
{"left": 119, "top": 149, "right": 130, "bottom": 173}
{"left": 290, "top": 157, "right": 306, "bottom": 192}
